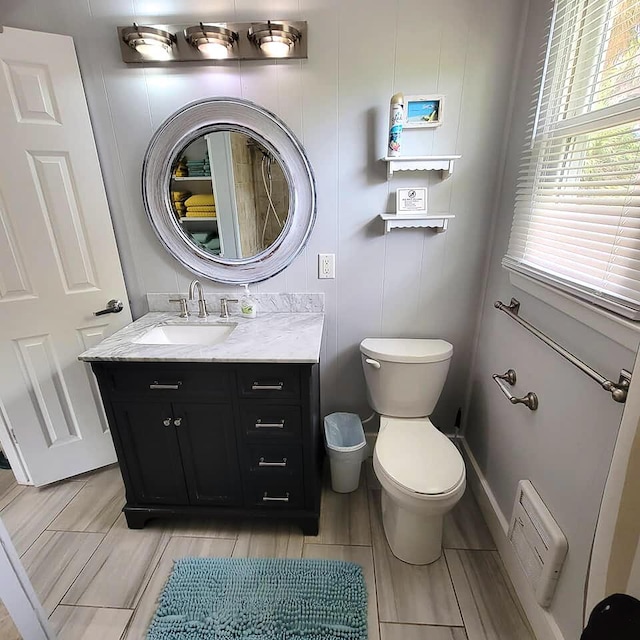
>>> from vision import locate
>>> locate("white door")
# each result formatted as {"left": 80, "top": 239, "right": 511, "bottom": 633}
{"left": 0, "top": 516, "right": 54, "bottom": 640}
{"left": 0, "top": 27, "right": 132, "bottom": 486}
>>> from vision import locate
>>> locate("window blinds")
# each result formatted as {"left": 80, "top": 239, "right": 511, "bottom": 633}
{"left": 504, "top": 0, "right": 640, "bottom": 319}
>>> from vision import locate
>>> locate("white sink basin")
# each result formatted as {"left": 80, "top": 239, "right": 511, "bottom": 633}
{"left": 133, "top": 323, "right": 237, "bottom": 346}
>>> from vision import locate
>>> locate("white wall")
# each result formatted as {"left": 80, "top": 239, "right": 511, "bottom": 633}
{"left": 465, "top": 0, "right": 639, "bottom": 638}
{"left": 0, "top": 0, "right": 524, "bottom": 427}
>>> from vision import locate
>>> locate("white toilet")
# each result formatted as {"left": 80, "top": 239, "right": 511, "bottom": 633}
{"left": 360, "top": 338, "right": 466, "bottom": 565}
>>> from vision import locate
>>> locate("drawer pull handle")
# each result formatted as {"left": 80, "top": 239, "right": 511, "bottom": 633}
{"left": 255, "top": 419, "right": 285, "bottom": 429}
{"left": 252, "top": 382, "right": 284, "bottom": 391}
{"left": 150, "top": 382, "right": 182, "bottom": 390}
{"left": 258, "top": 457, "right": 288, "bottom": 468}
{"left": 163, "top": 418, "right": 172, "bottom": 427}
{"left": 262, "top": 492, "right": 290, "bottom": 502}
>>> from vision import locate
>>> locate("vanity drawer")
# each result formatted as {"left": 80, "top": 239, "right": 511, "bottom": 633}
{"left": 246, "top": 480, "right": 304, "bottom": 509}
{"left": 237, "top": 365, "right": 300, "bottom": 400}
{"left": 105, "top": 363, "right": 231, "bottom": 399}
{"left": 239, "top": 404, "right": 301, "bottom": 440}
{"left": 246, "top": 444, "right": 302, "bottom": 475}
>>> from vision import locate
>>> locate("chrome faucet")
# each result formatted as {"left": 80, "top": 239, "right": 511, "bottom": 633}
{"left": 220, "top": 297, "right": 238, "bottom": 320}
{"left": 188, "top": 279, "right": 208, "bottom": 318}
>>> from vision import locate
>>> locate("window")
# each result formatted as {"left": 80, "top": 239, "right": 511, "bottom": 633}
{"left": 504, "top": 0, "right": 640, "bottom": 320}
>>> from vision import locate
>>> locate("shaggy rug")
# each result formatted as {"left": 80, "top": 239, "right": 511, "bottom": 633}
{"left": 146, "top": 557, "right": 368, "bottom": 640}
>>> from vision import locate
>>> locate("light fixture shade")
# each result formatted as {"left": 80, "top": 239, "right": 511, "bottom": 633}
{"left": 121, "top": 24, "right": 176, "bottom": 60}
{"left": 248, "top": 21, "right": 302, "bottom": 57}
{"left": 259, "top": 40, "right": 292, "bottom": 57}
{"left": 185, "top": 24, "right": 238, "bottom": 59}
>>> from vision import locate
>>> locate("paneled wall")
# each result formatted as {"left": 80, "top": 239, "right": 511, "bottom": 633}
{"left": 465, "top": 0, "right": 639, "bottom": 637}
{"left": 1, "top": 0, "right": 524, "bottom": 426}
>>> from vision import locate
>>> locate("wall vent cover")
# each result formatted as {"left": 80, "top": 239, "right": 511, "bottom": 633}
{"left": 508, "top": 480, "right": 568, "bottom": 608}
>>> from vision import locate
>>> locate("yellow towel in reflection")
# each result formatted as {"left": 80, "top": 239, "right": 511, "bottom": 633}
{"left": 185, "top": 210, "right": 216, "bottom": 218}
{"left": 185, "top": 194, "right": 215, "bottom": 207}
{"left": 185, "top": 206, "right": 216, "bottom": 213}
{"left": 172, "top": 190, "right": 191, "bottom": 201}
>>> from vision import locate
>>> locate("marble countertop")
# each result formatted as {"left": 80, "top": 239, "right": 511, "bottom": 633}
{"left": 78, "top": 311, "right": 324, "bottom": 363}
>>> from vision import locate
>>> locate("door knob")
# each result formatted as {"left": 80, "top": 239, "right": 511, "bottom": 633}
{"left": 94, "top": 299, "right": 124, "bottom": 316}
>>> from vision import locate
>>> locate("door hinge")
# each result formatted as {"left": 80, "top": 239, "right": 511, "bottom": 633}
{"left": 8, "top": 427, "right": 18, "bottom": 444}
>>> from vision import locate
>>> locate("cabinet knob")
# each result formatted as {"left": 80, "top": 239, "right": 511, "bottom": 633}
{"left": 163, "top": 418, "right": 172, "bottom": 427}
{"left": 173, "top": 418, "right": 182, "bottom": 427}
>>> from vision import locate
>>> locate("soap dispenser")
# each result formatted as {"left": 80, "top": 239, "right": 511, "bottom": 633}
{"left": 240, "top": 284, "right": 257, "bottom": 318}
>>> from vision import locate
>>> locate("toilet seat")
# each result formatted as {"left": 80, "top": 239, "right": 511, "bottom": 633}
{"left": 375, "top": 416, "right": 465, "bottom": 496}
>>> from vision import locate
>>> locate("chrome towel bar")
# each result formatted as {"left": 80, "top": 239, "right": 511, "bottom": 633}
{"left": 492, "top": 369, "right": 539, "bottom": 411}
{"left": 495, "top": 298, "right": 631, "bottom": 404}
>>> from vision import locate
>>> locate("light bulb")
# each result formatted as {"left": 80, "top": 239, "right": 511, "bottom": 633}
{"left": 134, "top": 41, "right": 172, "bottom": 60}
{"left": 260, "top": 40, "right": 291, "bottom": 57}
{"left": 198, "top": 41, "right": 230, "bottom": 59}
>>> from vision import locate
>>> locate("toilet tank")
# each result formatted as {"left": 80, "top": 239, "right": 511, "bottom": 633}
{"left": 360, "top": 338, "right": 453, "bottom": 417}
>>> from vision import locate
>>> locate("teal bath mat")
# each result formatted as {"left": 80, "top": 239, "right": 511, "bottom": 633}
{"left": 147, "top": 557, "right": 368, "bottom": 640}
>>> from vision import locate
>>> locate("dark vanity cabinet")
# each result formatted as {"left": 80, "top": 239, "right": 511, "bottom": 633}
{"left": 91, "top": 361, "right": 322, "bottom": 534}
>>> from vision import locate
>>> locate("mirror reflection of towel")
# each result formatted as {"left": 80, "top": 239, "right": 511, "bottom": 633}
{"left": 185, "top": 206, "right": 216, "bottom": 212}
{"left": 191, "top": 231, "right": 220, "bottom": 252}
{"left": 185, "top": 194, "right": 215, "bottom": 207}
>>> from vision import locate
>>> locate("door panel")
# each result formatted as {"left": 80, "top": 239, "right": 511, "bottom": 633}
{"left": 113, "top": 402, "right": 189, "bottom": 506}
{"left": 0, "top": 27, "right": 131, "bottom": 485}
{"left": 175, "top": 403, "right": 242, "bottom": 506}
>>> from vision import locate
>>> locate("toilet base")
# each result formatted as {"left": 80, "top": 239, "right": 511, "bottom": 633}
{"left": 380, "top": 489, "right": 443, "bottom": 564}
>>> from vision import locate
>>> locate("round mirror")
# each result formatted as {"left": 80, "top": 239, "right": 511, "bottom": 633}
{"left": 142, "top": 98, "right": 315, "bottom": 283}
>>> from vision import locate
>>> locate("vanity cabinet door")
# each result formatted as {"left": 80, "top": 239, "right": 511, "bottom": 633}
{"left": 174, "top": 403, "right": 243, "bottom": 506}
{"left": 111, "top": 402, "right": 189, "bottom": 505}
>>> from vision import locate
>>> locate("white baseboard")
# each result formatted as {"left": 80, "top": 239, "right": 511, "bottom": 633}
{"left": 461, "top": 438, "right": 566, "bottom": 640}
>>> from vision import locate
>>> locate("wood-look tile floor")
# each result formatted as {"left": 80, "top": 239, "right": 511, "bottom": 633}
{"left": 0, "top": 462, "right": 534, "bottom": 640}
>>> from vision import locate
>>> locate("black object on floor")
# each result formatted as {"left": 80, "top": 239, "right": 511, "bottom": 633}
{"left": 581, "top": 594, "right": 640, "bottom": 639}
{"left": 0, "top": 450, "right": 10, "bottom": 469}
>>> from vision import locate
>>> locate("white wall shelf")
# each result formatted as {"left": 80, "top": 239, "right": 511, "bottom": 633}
{"left": 381, "top": 155, "right": 461, "bottom": 179}
{"left": 179, "top": 216, "right": 218, "bottom": 232}
{"left": 380, "top": 213, "right": 455, "bottom": 233}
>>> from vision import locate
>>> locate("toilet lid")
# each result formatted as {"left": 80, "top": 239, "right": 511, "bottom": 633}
{"left": 376, "top": 417, "right": 465, "bottom": 495}
{"left": 360, "top": 338, "right": 453, "bottom": 364}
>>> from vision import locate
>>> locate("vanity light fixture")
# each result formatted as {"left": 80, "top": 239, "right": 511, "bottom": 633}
{"left": 184, "top": 23, "right": 239, "bottom": 59}
{"left": 248, "top": 21, "right": 302, "bottom": 57}
{"left": 118, "top": 21, "right": 307, "bottom": 63}
{"left": 121, "top": 23, "right": 176, "bottom": 60}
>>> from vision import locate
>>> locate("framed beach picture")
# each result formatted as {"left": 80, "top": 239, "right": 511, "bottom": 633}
{"left": 404, "top": 95, "right": 443, "bottom": 129}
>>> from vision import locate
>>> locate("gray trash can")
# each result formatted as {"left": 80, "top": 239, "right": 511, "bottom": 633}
{"left": 324, "top": 412, "right": 367, "bottom": 493}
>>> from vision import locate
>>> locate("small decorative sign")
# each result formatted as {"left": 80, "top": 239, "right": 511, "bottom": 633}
{"left": 404, "top": 95, "right": 443, "bottom": 129}
{"left": 396, "top": 187, "right": 428, "bottom": 213}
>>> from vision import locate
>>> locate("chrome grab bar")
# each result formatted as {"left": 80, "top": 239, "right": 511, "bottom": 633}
{"left": 495, "top": 298, "right": 631, "bottom": 404}
{"left": 492, "top": 370, "right": 539, "bottom": 411}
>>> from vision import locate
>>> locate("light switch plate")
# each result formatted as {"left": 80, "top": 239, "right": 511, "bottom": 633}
{"left": 318, "top": 253, "right": 335, "bottom": 279}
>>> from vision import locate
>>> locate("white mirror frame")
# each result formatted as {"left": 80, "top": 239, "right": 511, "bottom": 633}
{"left": 142, "top": 97, "right": 316, "bottom": 284}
